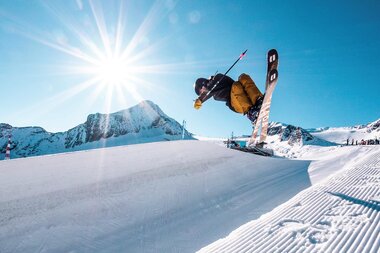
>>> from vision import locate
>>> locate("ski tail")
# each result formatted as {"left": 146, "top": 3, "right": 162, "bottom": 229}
{"left": 249, "top": 69, "right": 278, "bottom": 145}
{"left": 249, "top": 49, "right": 279, "bottom": 146}
{"left": 259, "top": 69, "right": 278, "bottom": 143}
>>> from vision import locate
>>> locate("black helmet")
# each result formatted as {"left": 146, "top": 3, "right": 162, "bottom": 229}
{"left": 194, "top": 78, "right": 209, "bottom": 95}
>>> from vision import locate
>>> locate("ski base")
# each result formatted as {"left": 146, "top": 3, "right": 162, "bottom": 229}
{"left": 249, "top": 48, "right": 279, "bottom": 146}
{"left": 230, "top": 146, "right": 274, "bottom": 157}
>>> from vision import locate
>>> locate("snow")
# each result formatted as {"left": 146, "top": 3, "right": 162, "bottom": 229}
{"left": 198, "top": 145, "right": 380, "bottom": 253}
{"left": 1, "top": 130, "right": 379, "bottom": 252}
{"left": 1, "top": 140, "right": 311, "bottom": 252}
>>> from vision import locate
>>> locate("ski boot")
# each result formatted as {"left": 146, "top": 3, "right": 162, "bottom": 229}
{"left": 246, "top": 95, "right": 264, "bottom": 125}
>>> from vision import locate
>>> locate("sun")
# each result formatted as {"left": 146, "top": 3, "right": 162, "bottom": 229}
{"left": 94, "top": 56, "right": 130, "bottom": 85}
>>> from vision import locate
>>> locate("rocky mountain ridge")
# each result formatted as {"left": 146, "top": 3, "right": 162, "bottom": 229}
{"left": 0, "top": 100, "right": 193, "bottom": 159}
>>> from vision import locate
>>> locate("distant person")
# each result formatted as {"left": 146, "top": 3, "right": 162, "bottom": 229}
{"left": 346, "top": 138, "right": 349, "bottom": 145}
{"left": 193, "top": 73, "right": 264, "bottom": 124}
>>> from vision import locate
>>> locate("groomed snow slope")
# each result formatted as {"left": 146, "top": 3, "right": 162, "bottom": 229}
{"left": 198, "top": 145, "right": 380, "bottom": 253}
{"left": 0, "top": 140, "right": 311, "bottom": 253}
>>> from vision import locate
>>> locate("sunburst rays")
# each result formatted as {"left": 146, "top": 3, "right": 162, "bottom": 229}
{"left": 2, "top": 0, "right": 177, "bottom": 115}
{"left": 1, "top": 0, "right": 237, "bottom": 127}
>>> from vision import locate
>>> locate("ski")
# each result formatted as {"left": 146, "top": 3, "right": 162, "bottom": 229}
{"left": 230, "top": 145, "right": 274, "bottom": 156}
{"left": 248, "top": 49, "right": 279, "bottom": 147}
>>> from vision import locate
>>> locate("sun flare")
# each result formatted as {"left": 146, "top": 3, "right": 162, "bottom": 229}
{"left": 94, "top": 56, "right": 130, "bottom": 85}
{"left": 4, "top": 0, "right": 199, "bottom": 117}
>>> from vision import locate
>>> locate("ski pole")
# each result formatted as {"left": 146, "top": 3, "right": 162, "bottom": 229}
{"left": 200, "top": 49, "right": 247, "bottom": 101}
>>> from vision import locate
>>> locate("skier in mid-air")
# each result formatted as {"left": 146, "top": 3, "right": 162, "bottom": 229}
{"left": 193, "top": 49, "right": 278, "bottom": 155}
{"left": 193, "top": 73, "right": 264, "bottom": 124}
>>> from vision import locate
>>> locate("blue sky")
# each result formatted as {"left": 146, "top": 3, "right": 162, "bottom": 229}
{"left": 0, "top": 0, "right": 379, "bottom": 137}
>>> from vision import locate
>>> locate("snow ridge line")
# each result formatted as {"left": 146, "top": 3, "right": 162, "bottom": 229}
{"left": 198, "top": 147, "right": 380, "bottom": 253}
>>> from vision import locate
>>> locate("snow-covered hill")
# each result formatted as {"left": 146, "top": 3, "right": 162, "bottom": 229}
{"left": 265, "top": 122, "right": 335, "bottom": 146}
{"left": 208, "top": 122, "right": 337, "bottom": 159}
{"left": 309, "top": 118, "right": 380, "bottom": 145}
{"left": 0, "top": 140, "right": 311, "bottom": 253}
{"left": 223, "top": 120, "right": 379, "bottom": 159}
{"left": 1, "top": 140, "right": 379, "bottom": 253}
{"left": 199, "top": 122, "right": 333, "bottom": 148}
{"left": 198, "top": 145, "right": 380, "bottom": 253}
{"left": 0, "top": 100, "right": 193, "bottom": 159}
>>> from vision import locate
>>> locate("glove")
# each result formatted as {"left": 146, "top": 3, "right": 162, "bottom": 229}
{"left": 194, "top": 99, "right": 202, "bottom": 110}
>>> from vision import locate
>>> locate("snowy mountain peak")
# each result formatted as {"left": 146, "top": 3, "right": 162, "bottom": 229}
{"left": 267, "top": 122, "right": 327, "bottom": 146}
{"left": 78, "top": 100, "right": 180, "bottom": 145}
{"left": 367, "top": 118, "right": 380, "bottom": 132}
{"left": 0, "top": 124, "right": 12, "bottom": 138}
{"left": 1, "top": 101, "right": 193, "bottom": 159}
